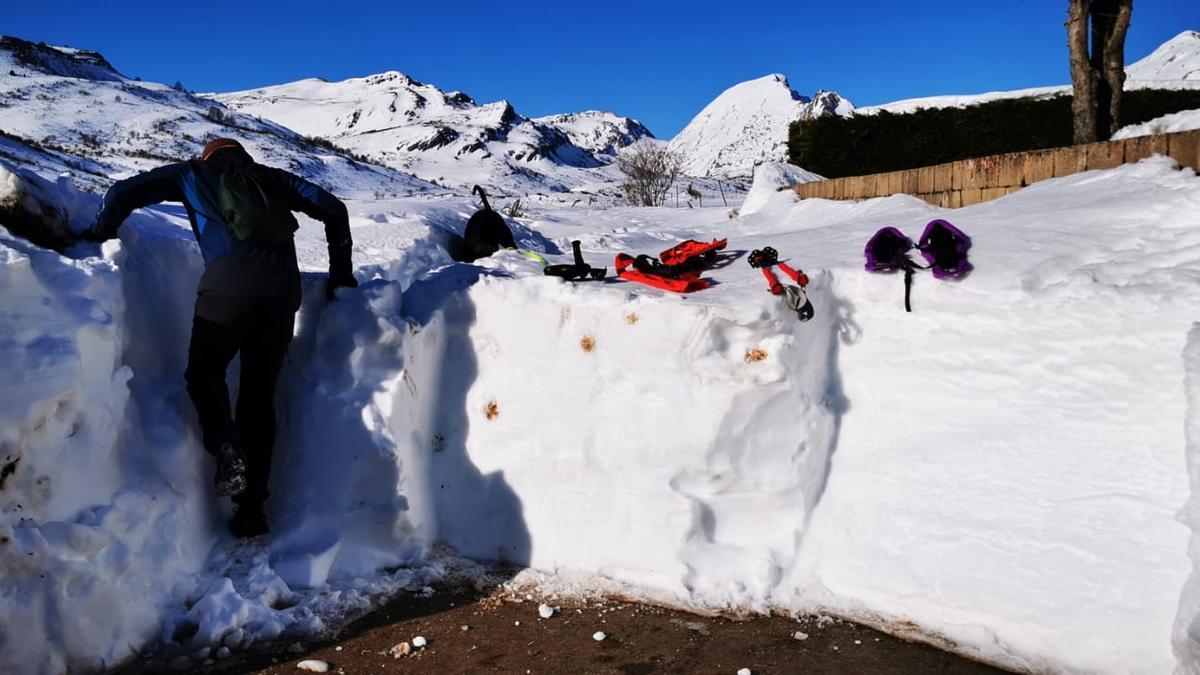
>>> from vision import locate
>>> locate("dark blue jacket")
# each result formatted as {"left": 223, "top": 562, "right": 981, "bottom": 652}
{"left": 89, "top": 159, "right": 352, "bottom": 318}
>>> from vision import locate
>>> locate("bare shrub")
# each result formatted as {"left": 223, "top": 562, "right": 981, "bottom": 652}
{"left": 616, "top": 140, "right": 682, "bottom": 207}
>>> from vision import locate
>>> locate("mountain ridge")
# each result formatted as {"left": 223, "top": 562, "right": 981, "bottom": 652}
{"left": 214, "top": 71, "right": 654, "bottom": 193}
{"left": 0, "top": 36, "right": 430, "bottom": 197}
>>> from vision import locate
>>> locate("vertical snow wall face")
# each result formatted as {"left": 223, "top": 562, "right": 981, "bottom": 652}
{"left": 0, "top": 165, "right": 441, "bottom": 672}
{"left": 756, "top": 160, "right": 1195, "bottom": 674}
{"left": 420, "top": 272, "right": 842, "bottom": 607}
{"left": 1177, "top": 324, "right": 1200, "bottom": 674}
{"left": 267, "top": 275, "right": 437, "bottom": 586}
{"left": 0, "top": 173, "right": 216, "bottom": 671}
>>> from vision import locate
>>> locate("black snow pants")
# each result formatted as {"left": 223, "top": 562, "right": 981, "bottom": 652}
{"left": 184, "top": 301, "right": 295, "bottom": 509}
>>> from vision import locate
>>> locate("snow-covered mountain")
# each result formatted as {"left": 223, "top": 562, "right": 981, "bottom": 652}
{"left": 668, "top": 74, "right": 853, "bottom": 179}
{"left": 0, "top": 36, "right": 430, "bottom": 197}
{"left": 214, "top": 73, "right": 654, "bottom": 194}
{"left": 1127, "top": 29, "right": 1200, "bottom": 81}
{"left": 532, "top": 110, "right": 654, "bottom": 158}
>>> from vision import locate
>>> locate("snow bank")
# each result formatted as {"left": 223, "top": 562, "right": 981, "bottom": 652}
{"left": 269, "top": 274, "right": 433, "bottom": 587}
{"left": 430, "top": 261, "right": 839, "bottom": 603}
{"left": 447, "top": 158, "right": 1198, "bottom": 673}
{"left": 0, "top": 219, "right": 212, "bottom": 673}
{"left": 0, "top": 159, "right": 96, "bottom": 250}
{"left": 1114, "top": 108, "right": 1200, "bottom": 140}
{"left": 769, "top": 160, "right": 1195, "bottom": 673}
{"left": 2, "top": 152, "right": 1199, "bottom": 673}
{"left": 0, "top": 181, "right": 444, "bottom": 672}
{"left": 740, "top": 161, "right": 821, "bottom": 215}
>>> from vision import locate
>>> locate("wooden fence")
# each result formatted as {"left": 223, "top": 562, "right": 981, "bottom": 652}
{"left": 792, "top": 129, "right": 1200, "bottom": 208}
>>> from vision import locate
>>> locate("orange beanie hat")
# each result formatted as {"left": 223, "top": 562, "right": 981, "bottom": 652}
{"left": 201, "top": 138, "right": 245, "bottom": 161}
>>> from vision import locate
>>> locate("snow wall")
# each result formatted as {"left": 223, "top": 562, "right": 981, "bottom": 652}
{"left": 2, "top": 157, "right": 1198, "bottom": 674}
{"left": 0, "top": 165, "right": 446, "bottom": 673}
{"left": 1177, "top": 325, "right": 1200, "bottom": 675}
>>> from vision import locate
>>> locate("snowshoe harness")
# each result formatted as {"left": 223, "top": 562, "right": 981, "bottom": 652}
{"left": 864, "top": 219, "right": 972, "bottom": 312}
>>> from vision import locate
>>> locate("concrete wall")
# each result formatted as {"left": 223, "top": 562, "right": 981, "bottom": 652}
{"left": 792, "top": 129, "right": 1200, "bottom": 208}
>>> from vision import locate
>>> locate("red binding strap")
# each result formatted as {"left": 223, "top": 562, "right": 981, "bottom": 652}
{"left": 778, "top": 262, "right": 808, "bottom": 287}
{"left": 760, "top": 267, "right": 783, "bottom": 294}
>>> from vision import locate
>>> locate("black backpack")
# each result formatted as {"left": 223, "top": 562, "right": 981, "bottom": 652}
{"left": 213, "top": 163, "right": 298, "bottom": 245}
{"left": 459, "top": 185, "right": 515, "bottom": 262}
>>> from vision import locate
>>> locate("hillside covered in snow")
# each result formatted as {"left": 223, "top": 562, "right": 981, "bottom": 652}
{"left": 1128, "top": 29, "right": 1200, "bottom": 82}
{"left": 214, "top": 73, "right": 654, "bottom": 194}
{"left": 0, "top": 37, "right": 429, "bottom": 198}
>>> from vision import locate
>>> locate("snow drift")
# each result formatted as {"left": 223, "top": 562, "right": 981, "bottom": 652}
{"left": 739, "top": 161, "right": 822, "bottom": 216}
{"left": 1114, "top": 108, "right": 1200, "bottom": 140}
{"left": 5, "top": 154, "right": 1198, "bottom": 674}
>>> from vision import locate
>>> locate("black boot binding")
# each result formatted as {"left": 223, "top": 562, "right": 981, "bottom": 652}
{"left": 544, "top": 240, "right": 606, "bottom": 281}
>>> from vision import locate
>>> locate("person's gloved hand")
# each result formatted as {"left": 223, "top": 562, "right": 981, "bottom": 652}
{"left": 325, "top": 269, "right": 358, "bottom": 300}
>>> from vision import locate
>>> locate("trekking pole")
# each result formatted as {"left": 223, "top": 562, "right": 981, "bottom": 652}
{"left": 903, "top": 261, "right": 914, "bottom": 313}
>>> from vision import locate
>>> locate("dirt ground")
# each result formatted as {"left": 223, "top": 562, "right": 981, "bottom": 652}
{"left": 207, "top": 588, "right": 1012, "bottom": 675}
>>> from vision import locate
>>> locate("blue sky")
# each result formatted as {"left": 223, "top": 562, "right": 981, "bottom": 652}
{"left": 3, "top": 1, "right": 1197, "bottom": 137}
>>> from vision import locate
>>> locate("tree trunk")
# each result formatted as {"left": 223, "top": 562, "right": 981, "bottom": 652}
{"left": 1099, "top": 0, "right": 1133, "bottom": 139}
{"left": 1067, "top": 0, "right": 1097, "bottom": 144}
{"left": 1091, "top": 0, "right": 1114, "bottom": 138}
{"left": 1067, "top": 0, "right": 1132, "bottom": 143}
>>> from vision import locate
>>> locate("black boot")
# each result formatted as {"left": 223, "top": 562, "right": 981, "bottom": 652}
{"left": 229, "top": 505, "right": 269, "bottom": 539}
{"left": 214, "top": 442, "right": 247, "bottom": 497}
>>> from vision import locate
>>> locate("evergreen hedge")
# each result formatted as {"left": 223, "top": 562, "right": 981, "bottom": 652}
{"left": 787, "top": 89, "right": 1200, "bottom": 178}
